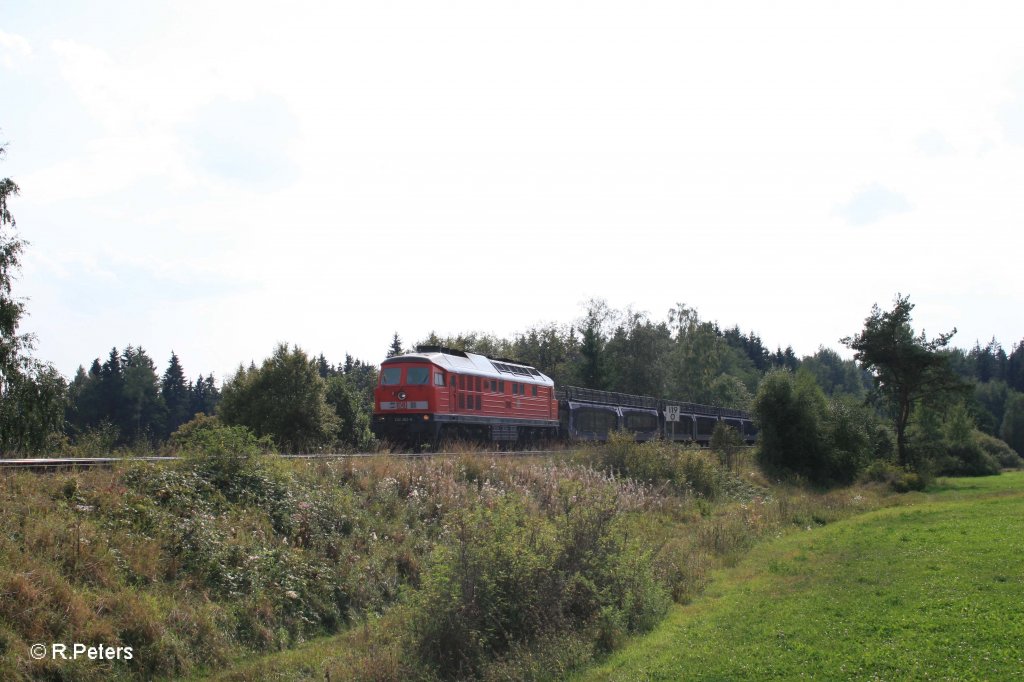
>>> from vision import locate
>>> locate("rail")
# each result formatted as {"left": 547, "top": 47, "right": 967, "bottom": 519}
{"left": 0, "top": 450, "right": 565, "bottom": 470}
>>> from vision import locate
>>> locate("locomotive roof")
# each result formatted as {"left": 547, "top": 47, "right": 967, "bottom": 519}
{"left": 383, "top": 349, "right": 554, "bottom": 387}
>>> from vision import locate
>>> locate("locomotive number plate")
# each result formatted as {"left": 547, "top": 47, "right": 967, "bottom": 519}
{"left": 381, "top": 401, "right": 428, "bottom": 410}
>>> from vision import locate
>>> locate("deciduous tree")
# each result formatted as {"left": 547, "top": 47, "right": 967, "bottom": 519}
{"left": 218, "top": 343, "right": 339, "bottom": 452}
{"left": 0, "top": 142, "right": 66, "bottom": 453}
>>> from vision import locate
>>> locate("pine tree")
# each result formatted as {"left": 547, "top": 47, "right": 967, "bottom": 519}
{"left": 162, "top": 352, "right": 189, "bottom": 437}
{"left": 843, "top": 295, "right": 965, "bottom": 468}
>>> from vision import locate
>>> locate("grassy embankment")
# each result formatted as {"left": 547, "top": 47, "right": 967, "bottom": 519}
{"left": 0, "top": 430, "right": 903, "bottom": 682}
{"left": 579, "top": 471, "right": 1024, "bottom": 681}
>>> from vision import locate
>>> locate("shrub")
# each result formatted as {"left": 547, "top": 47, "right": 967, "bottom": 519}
{"left": 170, "top": 414, "right": 283, "bottom": 504}
{"left": 590, "top": 431, "right": 738, "bottom": 500}
{"left": 754, "top": 370, "right": 829, "bottom": 482}
{"left": 935, "top": 440, "right": 1001, "bottom": 477}
{"left": 411, "top": 498, "right": 558, "bottom": 676}
{"left": 710, "top": 421, "right": 743, "bottom": 470}
{"left": 410, "top": 491, "right": 667, "bottom": 678}
{"left": 861, "top": 460, "right": 929, "bottom": 492}
{"left": 974, "top": 431, "right": 1024, "bottom": 469}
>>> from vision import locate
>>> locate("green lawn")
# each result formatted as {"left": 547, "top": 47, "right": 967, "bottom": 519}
{"left": 578, "top": 472, "right": 1024, "bottom": 681}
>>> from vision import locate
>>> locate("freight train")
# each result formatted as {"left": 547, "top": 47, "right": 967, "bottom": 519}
{"left": 371, "top": 346, "right": 756, "bottom": 450}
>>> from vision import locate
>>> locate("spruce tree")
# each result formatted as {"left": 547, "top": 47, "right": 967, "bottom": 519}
{"left": 387, "top": 332, "right": 404, "bottom": 358}
{"left": 162, "top": 352, "right": 189, "bottom": 436}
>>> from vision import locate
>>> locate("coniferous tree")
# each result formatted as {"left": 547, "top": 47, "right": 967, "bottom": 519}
{"left": 1001, "top": 392, "right": 1024, "bottom": 456}
{"left": 1007, "top": 341, "right": 1024, "bottom": 393}
{"left": 842, "top": 295, "right": 965, "bottom": 468}
{"left": 577, "top": 321, "right": 606, "bottom": 389}
{"left": 315, "top": 353, "right": 332, "bottom": 378}
{"left": 387, "top": 333, "right": 404, "bottom": 358}
{"left": 120, "top": 346, "right": 164, "bottom": 442}
{"left": 162, "top": 352, "right": 190, "bottom": 437}
{"left": 99, "top": 347, "right": 124, "bottom": 430}
{"left": 67, "top": 363, "right": 96, "bottom": 436}
{"left": 188, "top": 374, "right": 220, "bottom": 417}
{"left": 769, "top": 345, "right": 799, "bottom": 371}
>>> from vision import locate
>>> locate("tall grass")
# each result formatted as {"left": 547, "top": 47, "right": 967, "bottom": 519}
{"left": 1, "top": 431, "right": 895, "bottom": 681}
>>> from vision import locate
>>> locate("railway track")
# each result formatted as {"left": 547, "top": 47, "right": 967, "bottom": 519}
{"left": 0, "top": 450, "right": 565, "bottom": 471}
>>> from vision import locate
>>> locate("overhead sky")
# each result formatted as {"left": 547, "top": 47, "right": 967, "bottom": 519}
{"left": 2, "top": 2, "right": 1023, "bottom": 382}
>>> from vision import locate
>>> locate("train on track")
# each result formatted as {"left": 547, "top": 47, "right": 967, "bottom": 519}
{"left": 372, "top": 346, "right": 757, "bottom": 450}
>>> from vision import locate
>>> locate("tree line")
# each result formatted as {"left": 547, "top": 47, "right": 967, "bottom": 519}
{"left": 1, "top": 141, "right": 1023, "bottom": 476}
{"left": 415, "top": 298, "right": 868, "bottom": 412}
{"left": 754, "top": 295, "right": 1024, "bottom": 486}
{"left": 65, "top": 347, "right": 220, "bottom": 445}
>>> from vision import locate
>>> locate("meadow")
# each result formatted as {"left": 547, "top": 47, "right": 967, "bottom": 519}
{"left": 579, "top": 472, "right": 1024, "bottom": 681}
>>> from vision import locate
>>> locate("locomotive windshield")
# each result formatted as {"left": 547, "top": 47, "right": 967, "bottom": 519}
{"left": 381, "top": 367, "right": 401, "bottom": 385}
{"left": 406, "top": 367, "right": 430, "bottom": 385}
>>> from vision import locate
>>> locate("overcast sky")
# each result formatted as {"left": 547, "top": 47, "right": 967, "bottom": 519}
{"left": 2, "top": 2, "right": 1023, "bottom": 382}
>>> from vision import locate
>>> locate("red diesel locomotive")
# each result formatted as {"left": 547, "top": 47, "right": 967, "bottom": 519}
{"left": 372, "top": 346, "right": 560, "bottom": 449}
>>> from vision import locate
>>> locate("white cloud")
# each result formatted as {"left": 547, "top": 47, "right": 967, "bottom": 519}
{"left": 6, "top": 1, "right": 1024, "bottom": 378}
{"left": 0, "top": 30, "right": 31, "bottom": 70}
{"left": 915, "top": 130, "right": 955, "bottom": 156}
{"left": 836, "top": 185, "right": 911, "bottom": 226}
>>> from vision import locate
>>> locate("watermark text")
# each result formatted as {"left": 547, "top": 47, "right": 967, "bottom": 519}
{"left": 30, "top": 643, "right": 133, "bottom": 661}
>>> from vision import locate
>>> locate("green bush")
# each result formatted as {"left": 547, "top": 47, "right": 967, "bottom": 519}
{"left": 754, "top": 370, "right": 829, "bottom": 482}
{"left": 410, "top": 491, "right": 667, "bottom": 678}
{"left": 592, "top": 430, "right": 738, "bottom": 500}
{"left": 974, "top": 431, "right": 1024, "bottom": 469}
{"left": 935, "top": 440, "right": 1001, "bottom": 477}
{"left": 170, "top": 414, "right": 284, "bottom": 504}
{"left": 861, "top": 460, "right": 929, "bottom": 492}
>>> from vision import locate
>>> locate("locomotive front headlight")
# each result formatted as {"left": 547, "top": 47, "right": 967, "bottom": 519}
{"left": 398, "top": 391, "right": 407, "bottom": 400}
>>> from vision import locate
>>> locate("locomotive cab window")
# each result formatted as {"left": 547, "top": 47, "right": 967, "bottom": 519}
{"left": 406, "top": 367, "right": 430, "bottom": 385}
{"left": 434, "top": 372, "right": 444, "bottom": 386}
{"left": 532, "top": 385, "right": 537, "bottom": 396}
{"left": 381, "top": 367, "right": 401, "bottom": 385}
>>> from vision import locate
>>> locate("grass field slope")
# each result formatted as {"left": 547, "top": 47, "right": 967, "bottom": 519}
{"left": 579, "top": 472, "right": 1024, "bottom": 681}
